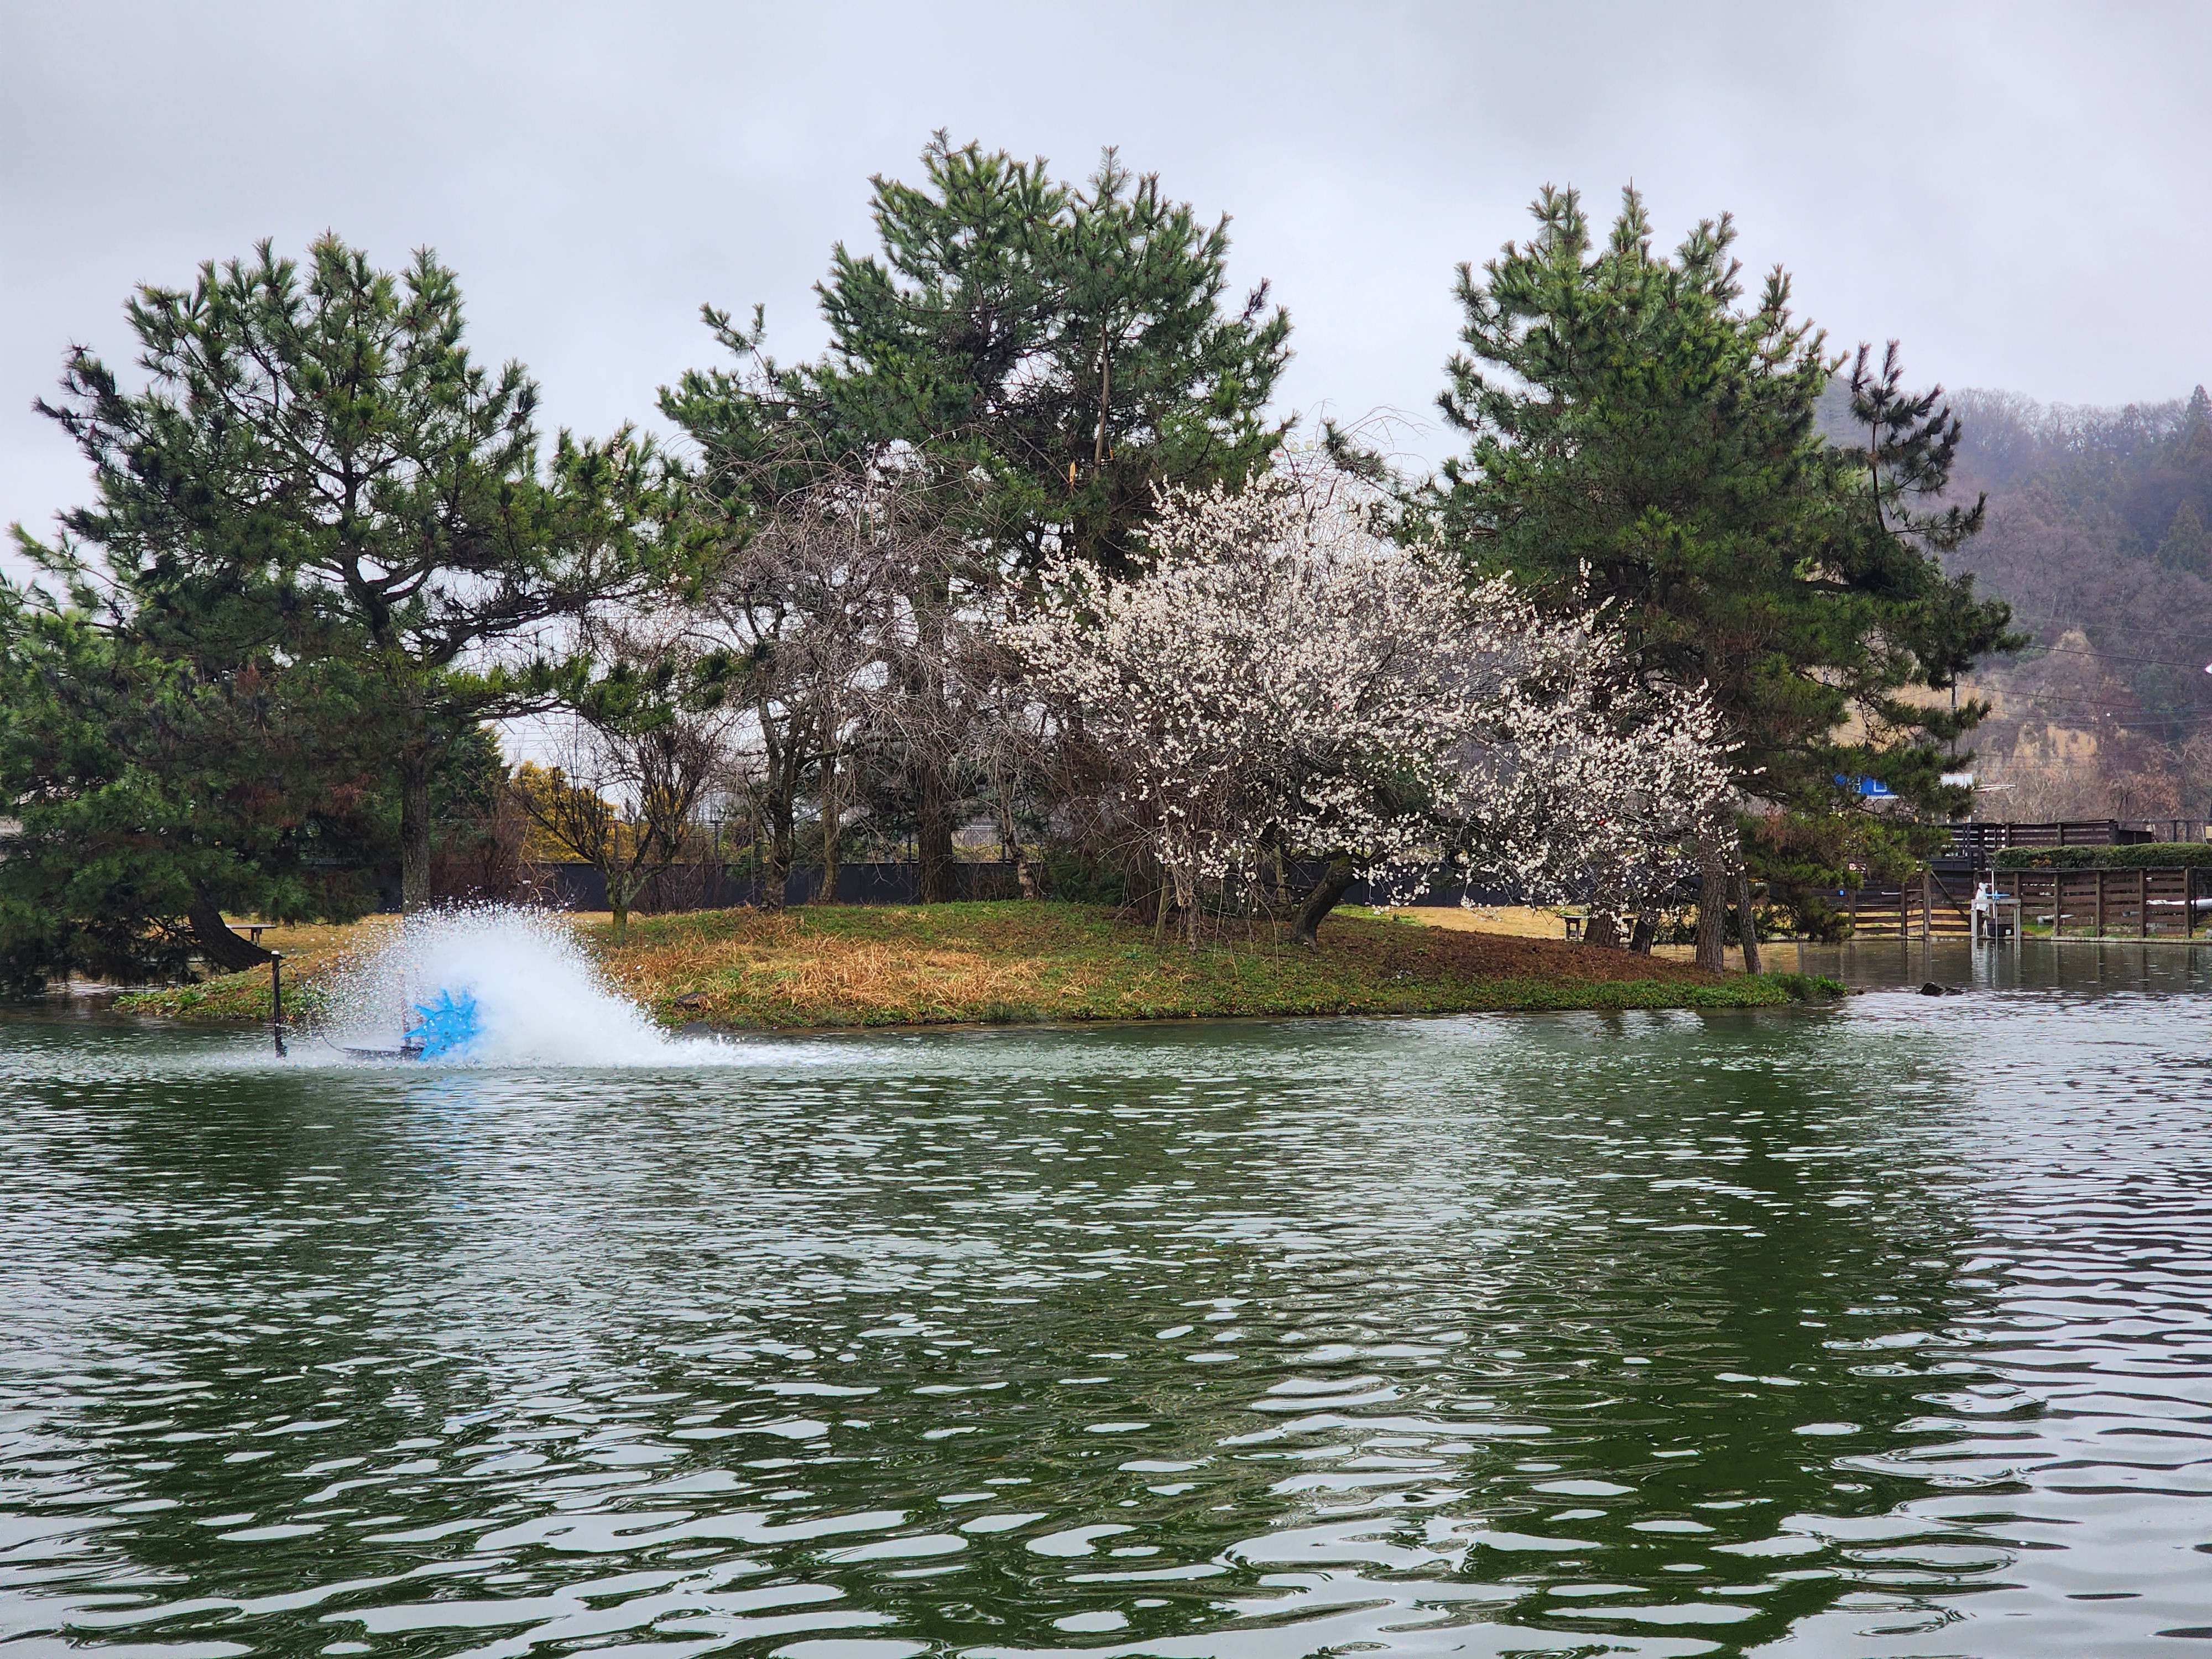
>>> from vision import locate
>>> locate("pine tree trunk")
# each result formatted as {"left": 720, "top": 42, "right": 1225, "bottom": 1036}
{"left": 186, "top": 888, "right": 273, "bottom": 972}
{"left": 1294, "top": 857, "right": 1358, "bottom": 948}
{"left": 913, "top": 571, "right": 958, "bottom": 905}
{"left": 400, "top": 758, "right": 434, "bottom": 915}
{"left": 1733, "top": 870, "right": 1763, "bottom": 973}
{"left": 1695, "top": 839, "right": 1729, "bottom": 973}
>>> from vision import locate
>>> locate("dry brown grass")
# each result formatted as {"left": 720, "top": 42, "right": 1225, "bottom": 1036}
{"left": 769, "top": 942, "right": 1050, "bottom": 1013}
{"left": 1316, "top": 915, "right": 1719, "bottom": 987}
{"left": 1386, "top": 904, "right": 1574, "bottom": 939}
{"left": 594, "top": 907, "right": 1084, "bottom": 1023}
{"left": 225, "top": 914, "right": 403, "bottom": 962}
{"left": 1391, "top": 906, "right": 1738, "bottom": 969}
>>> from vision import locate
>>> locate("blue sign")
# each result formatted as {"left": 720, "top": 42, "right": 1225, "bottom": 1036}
{"left": 1834, "top": 773, "right": 1896, "bottom": 799}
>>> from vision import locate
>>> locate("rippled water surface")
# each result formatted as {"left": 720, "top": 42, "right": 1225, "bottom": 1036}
{"left": 8, "top": 940, "right": 2212, "bottom": 1658}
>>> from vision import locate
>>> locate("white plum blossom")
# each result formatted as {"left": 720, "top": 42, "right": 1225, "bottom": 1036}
{"left": 997, "top": 462, "right": 1729, "bottom": 944}
{"left": 1452, "top": 608, "right": 1732, "bottom": 926}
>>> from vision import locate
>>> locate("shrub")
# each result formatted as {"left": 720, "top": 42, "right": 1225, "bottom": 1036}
{"left": 1992, "top": 842, "right": 2212, "bottom": 870}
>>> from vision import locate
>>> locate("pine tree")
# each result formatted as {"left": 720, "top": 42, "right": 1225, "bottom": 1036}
{"left": 660, "top": 135, "right": 1293, "bottom": 896}
{"left": 663, "top": 135, "right": 1292, "bottom": 578}
{"left": 1421, "top": 186, "right": 2017, "bottom": 940}
{"left": 2157, "top": 500, "right": 2212, "bottom": 575}
{"left": 0, "top": 574, "right": 391, "bottom": 986}
{"left": 26, "top": 237, "right": 666, "bottom": 911}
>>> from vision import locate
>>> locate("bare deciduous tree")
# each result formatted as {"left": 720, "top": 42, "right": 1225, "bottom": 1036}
{"left": 692, "top": 456, "right": 977, "bottom": 905}
{"left": 515, "top": 625, "right": 731, "bottom": 940}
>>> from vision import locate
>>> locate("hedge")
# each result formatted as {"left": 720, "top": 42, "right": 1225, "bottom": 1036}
{"left": 1991, "top": 842, "right": 2212, "bottom": 870}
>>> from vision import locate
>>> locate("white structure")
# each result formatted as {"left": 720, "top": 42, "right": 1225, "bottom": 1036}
{"left": 1971, "top": 880, "right": 2022, "bottom": 945}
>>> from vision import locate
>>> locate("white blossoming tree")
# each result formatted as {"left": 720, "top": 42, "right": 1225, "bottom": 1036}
{"left": 998, "top": 463, "right": 1729, "bottom": 947}
{"left": 1452, "top": 610, "right": 1732, "bottom": 945}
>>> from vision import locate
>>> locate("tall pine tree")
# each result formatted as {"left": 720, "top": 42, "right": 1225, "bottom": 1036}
{"left": 1423, "top": 186, "right": 2017, "bottom": 946}
{"left": 28, "top": 236, "right": 666, "bottom": 911}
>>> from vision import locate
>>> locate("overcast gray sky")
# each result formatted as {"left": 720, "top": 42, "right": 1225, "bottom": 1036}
{"left": 6, "top": 0, "right": 2210, "bottom": 557}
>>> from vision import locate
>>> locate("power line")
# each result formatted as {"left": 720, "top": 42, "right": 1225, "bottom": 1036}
{"left": 1997, "top": 641, "right": 2212, "bottom": 672}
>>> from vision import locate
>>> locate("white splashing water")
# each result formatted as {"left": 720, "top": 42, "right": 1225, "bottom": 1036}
{"left": 325, "top": 907, "right": 722, "bottom": 1067}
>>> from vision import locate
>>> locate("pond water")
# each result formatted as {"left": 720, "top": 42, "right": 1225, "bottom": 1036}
{"left": 6, "top": 940, "right": 2212, "bottom": 1658}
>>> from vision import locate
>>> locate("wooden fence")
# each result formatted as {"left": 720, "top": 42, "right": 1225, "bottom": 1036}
{"left": 1844, "top": 865, "right": 2212, "bottom": 940}
{"left": 1841, "top": 868, "right": 1977, "bottom": 938}
{"left": 2001, "top": 867, "right": 2212, "bottom": 940}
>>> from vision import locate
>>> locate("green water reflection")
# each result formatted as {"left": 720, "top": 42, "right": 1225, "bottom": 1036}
{"left": 6, "top": 941, "right": 2212, "bottom": 1656}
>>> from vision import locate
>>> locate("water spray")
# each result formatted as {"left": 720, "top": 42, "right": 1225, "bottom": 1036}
{"left": 322, "top": 906, "right": 691, "bottom": 1066}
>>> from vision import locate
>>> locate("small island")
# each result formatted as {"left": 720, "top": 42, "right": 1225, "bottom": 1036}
{"left": 117, "top": 903, "right": 1837, "bottom": 1031}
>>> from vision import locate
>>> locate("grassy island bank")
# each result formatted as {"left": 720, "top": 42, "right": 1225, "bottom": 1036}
{"left": 113, "top": 902, "right": 1839, "bottom": 1030}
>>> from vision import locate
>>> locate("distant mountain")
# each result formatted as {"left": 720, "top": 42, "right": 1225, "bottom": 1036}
{"left": 1887, "top": 385, "right": 2212, "bottom": 821}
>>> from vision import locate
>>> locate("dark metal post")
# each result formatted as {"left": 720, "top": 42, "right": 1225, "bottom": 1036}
{"left": 270, "top": 951, "right": 286, "bottom": 1059}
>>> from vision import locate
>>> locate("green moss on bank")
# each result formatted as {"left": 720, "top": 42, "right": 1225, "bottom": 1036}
{"left": 117, "top": 978, "right": 331, "bottom": 1023}
{"left": 118, "top": 902, "right": 1840, "bottom": 1030}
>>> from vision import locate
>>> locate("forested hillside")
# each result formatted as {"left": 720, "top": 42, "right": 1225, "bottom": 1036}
{"left": 1895, "top": 386, "right": 2212, "bottom": 819}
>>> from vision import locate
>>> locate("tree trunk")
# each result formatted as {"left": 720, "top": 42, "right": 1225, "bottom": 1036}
{"left": 911, "top": 568, "right": 959, "bottom": 905}
{"left": 608, "top": 875, "right": 632, "bottom": 943}
{"left": 1294, "top": 857, "right": 1358, "bottom": 948}
{"left": 917, "top": 756, "right": 956, "bottom": 904}
{"left": 1168, "top": 851, "right": 1202, "bottom": 950}
{"left": 999, "top": 790, "right": 1037, "bottom": 900}
{"left": 819, "top": 746, "right": 839, "bottom": 908}
{"left": 760, "top": 836, "right": 790, "bottom": 911}
{"left": 186, "top": 888, "right": 273, "bottom": 972}
{"left": 399, "top": 757, "right": 434, "bottom": 914}
{"left": 1628, "top": 910, "right": 1657, "bottom": 954}
{"left": 1695, "top": 838, "right": 1729, "bottom": 973}
{"left": 1732, "top": 870, "right": 1763, "bottom": 973}
{"left": 1583, "top": 911, "right": 1622, "bottom": 948}
{"left": 764, "top": 793, "right": 794, "bottom": 910}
